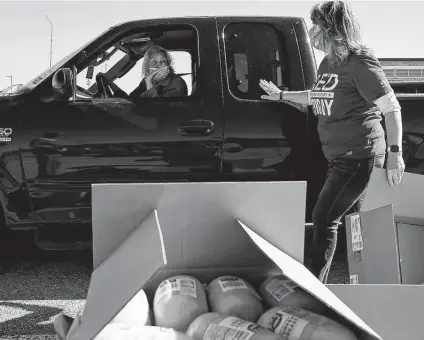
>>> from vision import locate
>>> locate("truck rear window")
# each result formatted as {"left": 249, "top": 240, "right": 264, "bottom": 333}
{"left": 223, "top": 23, "right": 288, "bottom": 101}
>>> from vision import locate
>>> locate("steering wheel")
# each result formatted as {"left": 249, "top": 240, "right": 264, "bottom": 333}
{"left": 94, "top": 73, "right": 114, "bottom": 98}
{"left": 76, "top": 85, "right": 94, "bottom": 97}
{"left": 126, "top": 45, "right": 138, "bottom": 61}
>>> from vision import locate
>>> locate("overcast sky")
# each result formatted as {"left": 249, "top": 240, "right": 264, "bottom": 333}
{"left": 1, "top": 0, "right": 423, "bottom": 90}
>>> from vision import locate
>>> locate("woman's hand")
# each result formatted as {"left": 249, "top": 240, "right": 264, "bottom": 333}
{"left": 259, "top": 79, "right": 282, "bottom": 101}
{"left": 153, "top": 66, "right": 170, "bottom": 83}
{"left": 145, "top": 69, "right": 160, "bottom": 90}
{"left": 386, "top": 152, "right": 405, "bottom": 187}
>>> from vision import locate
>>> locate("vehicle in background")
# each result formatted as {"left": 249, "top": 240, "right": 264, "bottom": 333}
{"left": 0, "top": 84, "right": 23, "bottom": 96}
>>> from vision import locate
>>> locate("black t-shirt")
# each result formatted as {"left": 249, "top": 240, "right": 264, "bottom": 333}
{"left": 311, "top": 51, "right": 393, "bottom": 161}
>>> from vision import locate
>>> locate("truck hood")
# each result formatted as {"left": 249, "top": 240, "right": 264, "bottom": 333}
{"left": 0, "top": 95, "right": 16, "bottom": 107}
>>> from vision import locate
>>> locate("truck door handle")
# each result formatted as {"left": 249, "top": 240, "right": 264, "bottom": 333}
{"left": 224, "top": 143, "right": 243, "bottom": 153}
{"left": 178, "top": 120, "right": 215, "bottom": 136}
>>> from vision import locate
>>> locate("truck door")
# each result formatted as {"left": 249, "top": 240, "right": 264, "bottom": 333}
{"left": 216, "top": 18, "right": 310, "bottom": 182}
{"left": 18, "top": 18, "right": 224, "bottom": 227}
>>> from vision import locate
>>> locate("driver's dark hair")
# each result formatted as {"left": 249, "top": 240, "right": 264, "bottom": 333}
{"left": 310, "top": 0, "right": 370, "bottom": 66}
{"left": 141, "top": 45, "right": 175, "bottom": 77}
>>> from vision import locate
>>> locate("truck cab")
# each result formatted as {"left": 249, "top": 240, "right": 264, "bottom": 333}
{"left": 1, "top": 16, "right": 423, "bottom": 251}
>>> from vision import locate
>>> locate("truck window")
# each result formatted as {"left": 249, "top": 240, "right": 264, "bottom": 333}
{"left": 114, "top": 50, "right": 193, "bottom": 95}
{"left": 74, "top": 28, "right": 197, "bottom": 100}
{"left": 224, "top": 23, "right": 288, "bottom": 100}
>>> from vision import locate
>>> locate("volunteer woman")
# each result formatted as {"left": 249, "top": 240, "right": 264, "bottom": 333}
{"left": 260, "top": 0, "right": 405, "bottom": 283}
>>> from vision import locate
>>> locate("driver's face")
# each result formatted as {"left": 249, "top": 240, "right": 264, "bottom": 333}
{"left": 148, "top": 53, "right": 169, "bottom": 72}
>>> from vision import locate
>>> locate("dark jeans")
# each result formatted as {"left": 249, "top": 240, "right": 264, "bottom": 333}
{"left": 309, "top": 154, "right": 385, "bottom": 283}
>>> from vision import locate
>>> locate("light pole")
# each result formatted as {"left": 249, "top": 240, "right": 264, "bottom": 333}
{"left": 45, "top": 15, "right": 53, "bottom": 67}
{"left": 6, "top": 75, "right": 12, "bottom": 88}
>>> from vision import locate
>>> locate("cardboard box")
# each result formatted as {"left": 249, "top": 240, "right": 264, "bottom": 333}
{"left": 329, "top": 284, "right": 424, "bottom": 340}
{"left": 55, "top": 181, "right": 381, "bottom": 340}
{"left": 345, "top": 169, "right": 424, "bottom": 284}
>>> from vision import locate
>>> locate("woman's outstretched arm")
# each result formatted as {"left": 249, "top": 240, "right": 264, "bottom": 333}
{"left": 259, "top": 79, "right": 312, "bottom": 106}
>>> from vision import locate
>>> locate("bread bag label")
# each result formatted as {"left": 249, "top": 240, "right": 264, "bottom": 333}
{"left": 218, "top": 276, "right": 262, "bottom": 299}
{"left": 156, "top": 277, "right": 197, "bottom": 304}
{"left": 265, "top": 278, "right": 298, "bottom": 302}
{"left": 269, "top": 308, "right": 309, "bottom": 339}
{"left": 204, "top": 316, "right": 261, "bottom": 340}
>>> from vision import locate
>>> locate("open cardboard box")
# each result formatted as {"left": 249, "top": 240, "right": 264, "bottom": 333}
{"left": 345, "top": 169, "right": 424, "bottom": 284}
{"left": 55, "top": 181, "right": 381, "bottom": 340}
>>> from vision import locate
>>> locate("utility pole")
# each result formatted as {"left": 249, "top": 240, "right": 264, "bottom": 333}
{"left": 45, "top": 15, "right": 53, "bottom": 67}
{"left": 6, "top": 75, "right": 12, "bottom": 88}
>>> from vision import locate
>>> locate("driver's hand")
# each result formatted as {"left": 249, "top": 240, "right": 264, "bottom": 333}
{"left": 145, "top": 69, "right": 160, "bottom": 90}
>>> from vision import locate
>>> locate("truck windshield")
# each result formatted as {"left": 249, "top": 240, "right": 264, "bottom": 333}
{"left": 76, "top": 46, "right": 128, "bottom": 95}
{"left": 15, "top": 28, "right": 112, "bottom": 95}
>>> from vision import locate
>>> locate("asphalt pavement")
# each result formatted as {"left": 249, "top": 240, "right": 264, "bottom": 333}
{"left": 0, "top": 234, "right": 349, "bottom": 339}
{"left": 0, "top": 235, "right": 91, "bottom": 340}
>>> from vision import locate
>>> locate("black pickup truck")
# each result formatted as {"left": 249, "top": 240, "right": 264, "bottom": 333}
{"left": 1, "top": 16, "right": 424, "bottom": 251}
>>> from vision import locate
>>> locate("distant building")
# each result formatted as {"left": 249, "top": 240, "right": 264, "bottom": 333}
{"left": 311, "top": 51, "right": 424, "bottom": 83}
{"left": 379, "top": 59, "right": 424, "bottom": 83}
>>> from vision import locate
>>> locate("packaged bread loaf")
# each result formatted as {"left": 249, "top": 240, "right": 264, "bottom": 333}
{"left": 260, "top": 275, "right": 326, "bottom": 314}
{"left": 94, "top": 324, "right": 195, "bottom": 340}
{"left": 110, "top": 288, "right": 151, "bottom": 327}
{"left": 187, "top": 312, "right": 282, "bottom": 340}
{"left": 153, "top": 275, "right": 208, "bottom": 332}
{"left": 208, "top": 276, "right": 263, "bottom": 322}
{"left": 257, "top": 306, "right": 358, "bottom": 340}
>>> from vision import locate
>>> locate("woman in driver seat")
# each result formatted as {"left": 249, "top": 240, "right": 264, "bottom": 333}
{"left": 101, "top": 45, "right": 188, "bottom": 99}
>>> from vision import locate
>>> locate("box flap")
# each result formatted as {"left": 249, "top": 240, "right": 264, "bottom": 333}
{"left": 91, "top": 181, "right": 307, "bottom": 269}
{"left": 67, "top": 209, "right": 166, "bottom": 340}
{"left": 91, "top": 183, "right": 166, "bottom": 270}
{"left": 329, "top": 284, "right": 424, "bottom": 340}
{"left": 396, "top": 222, "right": 424, "bottom": 284}
{"left": 361, "top": 169, "right": 424, "bottom": 223}
{"left": 239, "top": 220, "right": 382, "bottom": 340}
{"left": 349, "top": 205, "right": 401, "bottom": 284}
{"left": 54, "top": 313, "right": 73, "bottom": 340}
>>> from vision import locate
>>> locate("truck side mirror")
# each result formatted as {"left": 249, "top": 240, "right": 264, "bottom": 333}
{"left": 52, "top": 68, "right": 74, "bottom": 100}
